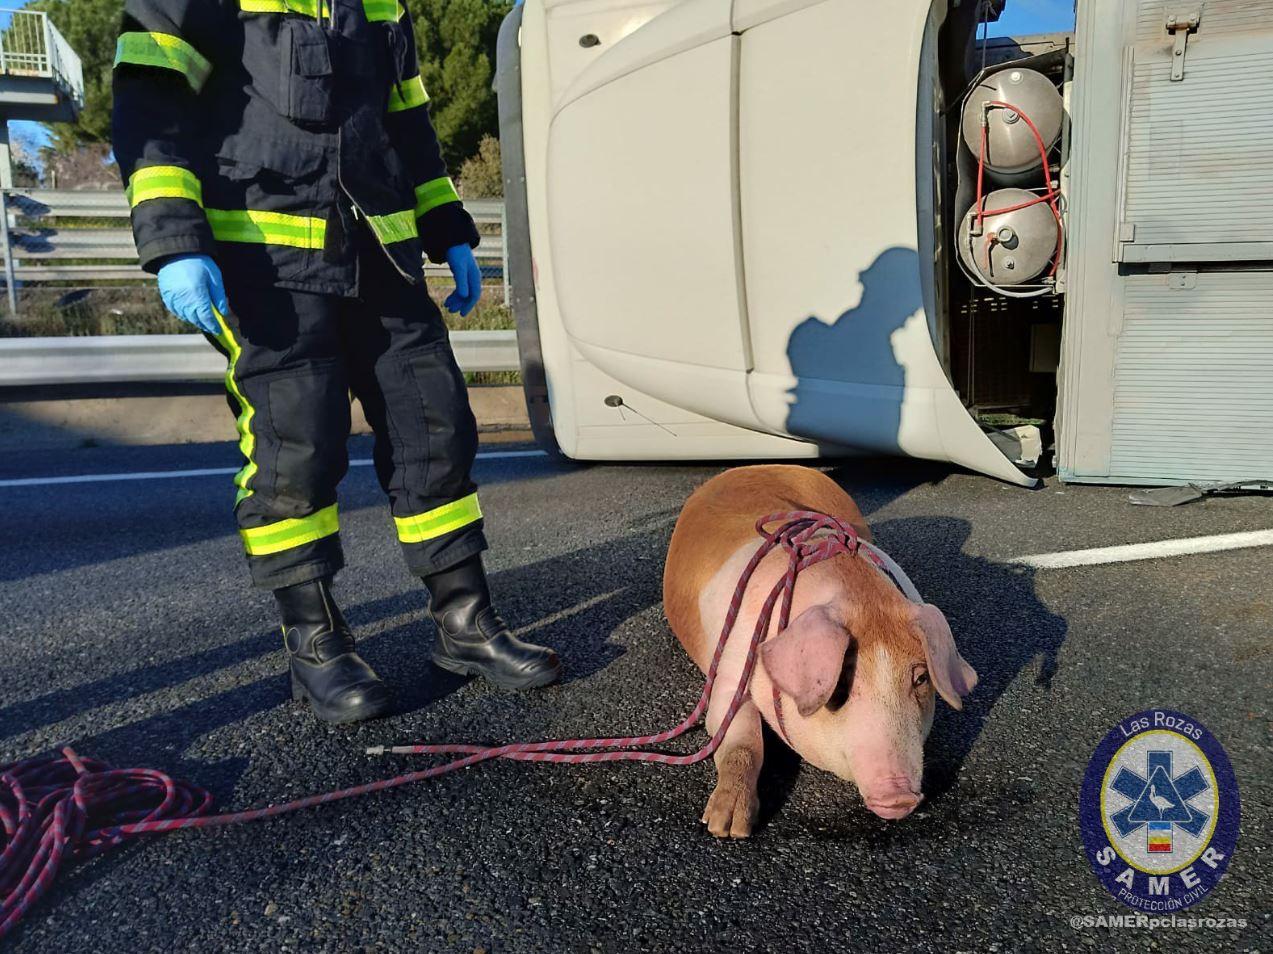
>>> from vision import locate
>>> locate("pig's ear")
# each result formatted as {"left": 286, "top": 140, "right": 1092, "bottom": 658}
{"left": 760, "top": 605, "right": 852, "bottom": 717}
{"left": 912, "top": 603, "right": 978, "bottom": 710}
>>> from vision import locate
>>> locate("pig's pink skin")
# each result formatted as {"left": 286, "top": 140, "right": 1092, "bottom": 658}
{"left": 666, "top": 464, "right": 977, "bottom": 835}
{"left": 698, "top": 541, "right": 938, "bottom": 821}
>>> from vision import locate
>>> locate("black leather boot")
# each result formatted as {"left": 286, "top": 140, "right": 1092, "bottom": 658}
{"left": 275, "top": 577, "right": 392, "bottom": 723}
{"left": 423, "top": 555, "right": 561, "bottom": 689}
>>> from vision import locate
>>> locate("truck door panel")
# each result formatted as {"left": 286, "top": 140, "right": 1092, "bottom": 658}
{"left": 737, "top": 0, "right": 1035, "bottom": 485}
{"left": 546, "top": 0, "right": 766, "bottom": 430}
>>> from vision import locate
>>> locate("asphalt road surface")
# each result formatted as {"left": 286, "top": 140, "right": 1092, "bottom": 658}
{"left": 2, "top": 438, "right": 1269, "bottom": 952}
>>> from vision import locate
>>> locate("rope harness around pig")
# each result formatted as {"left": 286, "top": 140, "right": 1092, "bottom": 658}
{"left": 1, "top": 510, "right": 874, "bottom": 941}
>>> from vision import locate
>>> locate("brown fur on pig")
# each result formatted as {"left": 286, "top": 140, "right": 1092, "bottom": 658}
{"left": 663, "top": 464, "right": 976, "bottom": 838}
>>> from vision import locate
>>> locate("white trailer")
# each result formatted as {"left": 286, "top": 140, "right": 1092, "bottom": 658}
{"left": 495, "top": 0, "right": 1273, "bottom": 487}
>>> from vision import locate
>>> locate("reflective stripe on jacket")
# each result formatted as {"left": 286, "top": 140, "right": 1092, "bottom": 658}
{"left": 111, "top": 0, "right": 480, "bottom": 294}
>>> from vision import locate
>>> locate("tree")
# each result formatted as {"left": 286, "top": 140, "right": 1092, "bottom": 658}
{"left": 457, "top": 134, "right": 501, "bottom": 197}
{"left": 30, "top": 0, "right": 120, "bottom": 153}
{"left": 35, "top": 0, "right": 510, "bottom": 168}
{"left": 403, "top": 0, "right": 511, "bottom": 170}
{"left": 41, "top": 142, "right": 119, "bottom": 188}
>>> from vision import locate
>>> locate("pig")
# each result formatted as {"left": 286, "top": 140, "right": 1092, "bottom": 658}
{"left": 663, "top": 464, "right": 977, "bottom": 838}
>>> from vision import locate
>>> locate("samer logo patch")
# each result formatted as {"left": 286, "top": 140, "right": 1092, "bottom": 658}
{"left": 1079, "top": 710, "right": 1240, "bottom": 911}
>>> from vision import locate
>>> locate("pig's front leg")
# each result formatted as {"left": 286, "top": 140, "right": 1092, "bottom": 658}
{"left": 701, "top": 698, "right": 763, "bottom": 839}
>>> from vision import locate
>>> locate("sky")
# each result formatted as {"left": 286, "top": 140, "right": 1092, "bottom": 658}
{"left": 987, "top": 0, "right": 1077, "bottom": 36}
{"left": 10, "top": 0, "right": 1078, "bottom": 163}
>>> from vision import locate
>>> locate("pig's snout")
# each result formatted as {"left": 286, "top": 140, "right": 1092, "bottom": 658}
{"left": 861, "top": 778, "right": 924, "bottom": 820}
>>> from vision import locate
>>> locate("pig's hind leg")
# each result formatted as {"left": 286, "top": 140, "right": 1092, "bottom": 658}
{"left": 701, "top": 698, "right": 763, "bottom": 839}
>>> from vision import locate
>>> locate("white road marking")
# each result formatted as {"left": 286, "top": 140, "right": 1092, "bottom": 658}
{"left": 510, "top": 589, "right": 625, "bottom": 638}
{"left": 0, "top": 449, "right": 549, "bottom": 489}
{"left": 1015, "top": 529, "right": 1273, "bottom": 569}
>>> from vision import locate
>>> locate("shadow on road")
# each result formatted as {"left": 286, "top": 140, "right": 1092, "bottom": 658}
{"left": 0, "top": 439, "right": 562, "bottom": 584}
{"left": 0, "top": 519, "right": 681, "bottom": 948}
{"left": 1, "top": 521, "right": 674, "bottom": 757}
{"left": 746, "top": 466, "right": 1065, "bottom": 826}
{"left": 0, "top": 590, "right": 438, "bottom": 746}
{"left": 824, "top": 456, "right": 954, "bottom": 519}
{"left": 4, "top": 454, "right": 1055, "bottom": 860}
{"left": 868, "top": 514, "right": 1067, "bottom": 802}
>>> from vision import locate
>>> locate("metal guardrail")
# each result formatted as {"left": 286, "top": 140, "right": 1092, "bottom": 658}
{"left": 8, "top": 190, "right": 131, "bottom": 217}
{"left": 0, "top": 190, "right": 509, "bottom": 313}
{"left": 0, "top": 330, "right": 522, "bottom": 386}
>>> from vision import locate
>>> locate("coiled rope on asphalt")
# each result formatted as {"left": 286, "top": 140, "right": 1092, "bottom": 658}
{"left": 1, "top": 511, "right": 866, "bottom": 941}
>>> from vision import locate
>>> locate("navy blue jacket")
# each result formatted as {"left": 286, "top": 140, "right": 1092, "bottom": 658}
{"left": 112, "top": 0, "right": 480, "bottom": 294}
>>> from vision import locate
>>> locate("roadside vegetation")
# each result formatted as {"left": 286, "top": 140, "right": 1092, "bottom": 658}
{"left": 4, "top": 2, "right": 516, "bottom": 380}
{"left": 31, "top": 0, "right": 512, "bottom": 172}
{"left": 0, "top": 282, "right": 512, "bottom": 337}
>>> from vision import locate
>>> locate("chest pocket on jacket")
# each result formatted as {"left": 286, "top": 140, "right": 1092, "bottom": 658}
{"left": 279, "top": 19, "right": 333, "bottom": 125}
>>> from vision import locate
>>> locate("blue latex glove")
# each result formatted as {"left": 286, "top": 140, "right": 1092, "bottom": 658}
{"left": 444, "top": 244, "right": 482, "bottom": 317}
{"left": 157, "top": 254, "right": 229, "bottom": 335}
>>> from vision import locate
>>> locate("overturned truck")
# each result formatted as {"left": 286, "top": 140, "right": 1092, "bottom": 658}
{"left": 496, "top": 0, "right": 1273, "bottom": 487}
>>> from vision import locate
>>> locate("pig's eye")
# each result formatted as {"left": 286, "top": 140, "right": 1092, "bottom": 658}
{"left": 912, "top": 667, "right": 930, "bottom": 689}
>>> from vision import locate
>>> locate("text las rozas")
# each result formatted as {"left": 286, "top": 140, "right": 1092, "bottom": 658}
{"left": 1120, "top": 710, "right": 1203, "bottom": 741}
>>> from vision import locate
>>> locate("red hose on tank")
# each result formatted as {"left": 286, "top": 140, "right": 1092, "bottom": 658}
{"left": 972, "top": 98, "right": 1064, "bottom": 277}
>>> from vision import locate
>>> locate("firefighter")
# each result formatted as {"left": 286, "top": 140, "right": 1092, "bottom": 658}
{"left": 111, "top": 0, "right": 561, "bottom": 723}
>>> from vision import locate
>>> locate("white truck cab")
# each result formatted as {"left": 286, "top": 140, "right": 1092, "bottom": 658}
{"left": 496, "top": 0, "right": 1273, "bottom": 488}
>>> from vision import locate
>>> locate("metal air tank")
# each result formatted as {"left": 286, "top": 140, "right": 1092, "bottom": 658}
{"left": 961, "top": 67, "right": 1064, "bottom": 180}
{"left": 957, "top": 188, "right": 1059, "bottom": 286}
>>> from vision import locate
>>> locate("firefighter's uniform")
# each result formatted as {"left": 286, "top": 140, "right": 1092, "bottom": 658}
{"left": 112, "top": 0, "right": 486, "bottom": 589}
